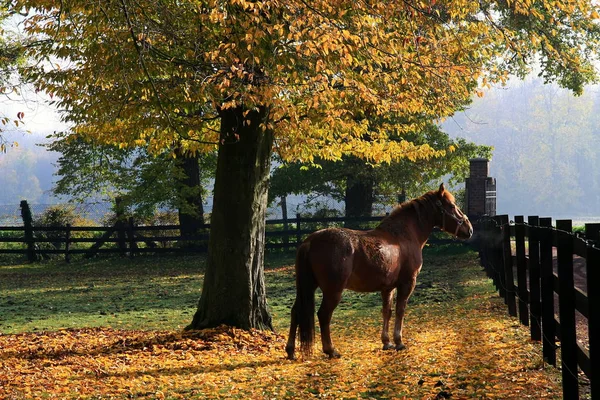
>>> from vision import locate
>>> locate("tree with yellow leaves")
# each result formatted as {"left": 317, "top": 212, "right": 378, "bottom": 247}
{"left": 11, "top": 0, "right": 600, "bottom": 330}
{"left": 0, "top": 4, "right": 26, "bottom": 152}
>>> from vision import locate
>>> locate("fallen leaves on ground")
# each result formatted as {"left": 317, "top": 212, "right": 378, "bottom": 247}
{"left": 0, "top": 294, "right": 561, "bottom": 399}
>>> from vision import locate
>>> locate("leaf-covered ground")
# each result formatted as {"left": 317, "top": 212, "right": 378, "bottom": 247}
{"left": 0, "top": 249, "right": 562, "bottom": 399}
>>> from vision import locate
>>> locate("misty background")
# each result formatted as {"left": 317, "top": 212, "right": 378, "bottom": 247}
{"left": 1, "top": 76, "right": 600, "bottom": 219}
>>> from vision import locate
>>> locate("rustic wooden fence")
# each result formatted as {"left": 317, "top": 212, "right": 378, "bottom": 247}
{"left": 477, "top": 215, "right": 598, "bottom": 400}
{"left": 0, "top": 213, "right": 455, "bottom": 262}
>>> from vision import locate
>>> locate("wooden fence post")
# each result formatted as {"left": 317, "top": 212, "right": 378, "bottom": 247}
{"left": 483, "top": 220, "right": 495, "bottom": 282}
{"left": 500, "top": 215, "right": 517, "bottom": 317}
{"left": 585, "top": 237, "right": 599, "bottom": 400}
{"left": 556, "top": 219, "right": 578, "bottom": 400}
{"left": 127, "top": 217, "right": 137, "bottom": 258}
{"left": 20, "top": 200, "right": 36, "bottom": 262}
{"left": 527, "top": 216, "right": 541, "bottom": 341}
{"left": 493, "top": 215, "right": 506, "bottom": 299}
{"left": 486, "top": 220, "right": 496, "bottom": 281}
{"left": 281, "top": 197, "right": 289, "bottom": 248}
{"left": 514, "top": 215, "right": 529, "bottom": 326}
{"left": 483, "top": 218, "right": 502, "bottom": 294}
{"left": 479, "top": 219, "right": 494, "bottom": 283}
{"left": 296, "top": 213, "right": 302, "bottom": 246}
{"left": 585, "top": 223, "right": 600, "bottom": 243}
{"left": 539, "top": 217, "right": 556, "bottom": 366}
{"left": 65, "top": 223, "right": 71, "bottom": 263}
{"left": 116, "top": 221, "right": 127, "bottom": 256}
{"left": 115, "top": 197, "right": 127, "bottom": 257}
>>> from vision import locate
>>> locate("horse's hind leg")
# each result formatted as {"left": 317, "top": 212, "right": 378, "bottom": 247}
{"left": 394, "top": 279, "right": 417, "bottom": 351}
{"left": 285, "top": 302, "right": 298, "bottom": 359}
{"left": 381, "top": 289, "right": 394, "bottom": 350}
{"left": 317, "top": 290, "right": 342, "bottom": 358}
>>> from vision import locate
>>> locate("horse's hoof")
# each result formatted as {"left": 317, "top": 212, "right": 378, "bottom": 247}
{"left": 382, "top": 343, "right": 394, "bottom": 350}
{"left": 395, "top": 343, "right": 406, "bottom": 351}
{"left": 326, "top": 350, "right": 341, "bottom": 359}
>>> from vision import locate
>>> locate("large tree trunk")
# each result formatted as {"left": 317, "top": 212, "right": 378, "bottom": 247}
{"left": 344, "top": 177, "right": 374, "bottom": 217}
{"left": 280, "top": 195, "right": 289, "bottom": 247}
{"left": 344, "top": 158, "right": 374, "bottom": 229}
{"left": 187, "top": 105, "right": 274, "bottom": 331}
{"left": 176, "top": 151, "right": 205, "bottom": 240}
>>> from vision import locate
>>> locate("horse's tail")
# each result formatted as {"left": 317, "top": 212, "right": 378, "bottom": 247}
{"left": 295, "top": 242, "right": 316, "bottom": 356}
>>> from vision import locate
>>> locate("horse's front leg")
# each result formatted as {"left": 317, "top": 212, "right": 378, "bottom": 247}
{"left": 381, "top": 289, "right": 395, "bottom": 350}
{"left": 393, "top": 278, "right": 416, "bottom": 351}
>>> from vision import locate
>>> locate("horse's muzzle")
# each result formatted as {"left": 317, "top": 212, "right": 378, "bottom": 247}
{"left": 456, "top": 222, "right": 473, "bottom": 240}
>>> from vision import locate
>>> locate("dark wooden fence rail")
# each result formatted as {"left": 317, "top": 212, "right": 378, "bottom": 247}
{"left": 0, "top": 213, "right": 455, "bottom": 262}
{"left": 477, "top": 215, "right": 598, "bottom": 400}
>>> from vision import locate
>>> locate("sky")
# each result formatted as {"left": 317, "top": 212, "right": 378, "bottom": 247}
{"left": 1, "top": 91, "right": 66, "bottom": 141}
{"left": 1, "top": 13, "right": 68, "bottom": 142}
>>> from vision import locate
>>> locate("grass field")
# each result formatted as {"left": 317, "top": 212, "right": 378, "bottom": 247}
{"left": 0, "top": 246, "right": 564, "bottom": 399}
{"left": 1, "top": 246, "right": 491, "bottom": 335}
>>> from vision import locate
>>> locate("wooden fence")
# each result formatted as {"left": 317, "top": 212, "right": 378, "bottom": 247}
{"left": 0, "top": 214, "right": 455, "bottom": 262}
{"left": 477, "top": 215, "right": 598, "bottom": 400}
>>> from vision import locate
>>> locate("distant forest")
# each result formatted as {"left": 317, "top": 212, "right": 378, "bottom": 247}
{"left": 1, "top": 77, "right": 600, "bottom": 218}
{"left": 444, "top": 77, "right": 600, "bottom": 218}
{"left": 0, "top": 133, "right": 57, "bottom": 205}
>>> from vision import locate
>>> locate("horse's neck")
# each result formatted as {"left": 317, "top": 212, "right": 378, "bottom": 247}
{"left": 380, "top": 199, "right": 437, "bottom": 245}
{"left": 407, "top": 202, "right": 436, "bottom": 244}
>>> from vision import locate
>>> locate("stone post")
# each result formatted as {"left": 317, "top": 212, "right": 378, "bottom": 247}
{"left": 465, "top": 158, "right": 496, "bottom": 220}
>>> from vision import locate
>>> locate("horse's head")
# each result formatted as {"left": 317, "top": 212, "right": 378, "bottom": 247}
{"left": 434, "top": 183, "right": 473, "bottom": 240}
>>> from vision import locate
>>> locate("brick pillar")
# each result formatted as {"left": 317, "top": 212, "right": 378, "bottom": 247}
{"left": 465, "top": 158, "right": 496, "bottom": 220}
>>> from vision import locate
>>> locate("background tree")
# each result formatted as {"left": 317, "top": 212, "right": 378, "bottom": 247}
{"left": 47, "top": 133, "right": 216, "bottom": 234}
{"left": 13, "top": 0, "right": 600, "bottom": 331}
{"left": 445, "top": 77, "right": 600, "bottom": 216}
{"left": 0, "top": 4, "right": 27, "bottom": 151}
{"left": 270, "top": 123, "right": 492, "bottom": 219}
{"left": 377, "top": 128, "right": 494, "bottom": 206}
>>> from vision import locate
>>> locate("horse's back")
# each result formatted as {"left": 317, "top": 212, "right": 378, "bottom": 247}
{"left": 300, "top": 227, "right": 405, "bottom": 293}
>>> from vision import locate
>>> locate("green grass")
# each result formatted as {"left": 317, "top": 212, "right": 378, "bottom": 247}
{"left": 0, "top": 246, "right": 490, "bottom": 335}
{"left": 0, "top": 254, "right": 205, "bottom": 333}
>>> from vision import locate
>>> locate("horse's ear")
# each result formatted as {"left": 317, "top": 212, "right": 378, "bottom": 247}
{"left": 438, "top": 183, "right": 445, "bottom": 196}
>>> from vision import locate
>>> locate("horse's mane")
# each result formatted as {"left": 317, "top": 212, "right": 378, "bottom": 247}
{"left": 376, "top": 190, "right": 439, "bottom": 236}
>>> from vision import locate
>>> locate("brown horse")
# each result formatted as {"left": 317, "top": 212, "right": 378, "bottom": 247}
{"left": 285, "top": 183, "right": 473, "bottom": 359}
